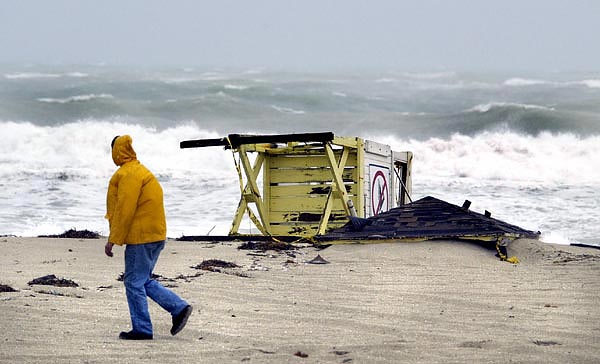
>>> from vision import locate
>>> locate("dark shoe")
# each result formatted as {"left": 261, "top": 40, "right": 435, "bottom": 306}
{"left": 171, "top": 305, "right": 193, "bottom": 336}
{"left": 119, "top": 331, "right": 153, "bottom": 340}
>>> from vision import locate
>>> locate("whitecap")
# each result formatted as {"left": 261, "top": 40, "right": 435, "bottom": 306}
{"left": 65, "top": 72, "right": 89, "bottom": 78}
{"left": 4, "top": 72, "right": 61, "bottom": 79}
{"left": 271, "top": 105, "right": 306, "bottom": 114}
{"left": 4, "top": 72, "right": 88, "bottom": 79}
{"left": 224, "top": 84, "right": 249, "bottom": 91}
{"left": 399, "top": 111, "right": 428, "bottom": 116}
{"left": 579, "top": 79, "right": 600, "bottom": 88}
{"left": 465, "top": 102, "right": 555, "bottom": 113}
{"left": 402, "top": 71, "right": 456, "bottom": 80}
{"left": 36, "top": 94, "right": 114, "bottom": 104}
{"left": 375, "top": 78, "right": 397, "bottom": 83}
{"left": 242, "top": 68, "right": 265, "bottom": 75}
{"left": 503, "top": 78, "right": 549, "bottom": 86}
{"left": 505, "top": 78, "right": 600, "bottom": 89}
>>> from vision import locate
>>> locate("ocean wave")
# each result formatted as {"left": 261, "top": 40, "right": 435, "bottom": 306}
{"left": 580, "top": 79, "right": 600, "bottom": 88}
{"left": 65, "top": 72, "right": 89, "bottom": 78}
{"left": 402, "top": 71, "right": 457, "bottom": 80}
{"left": 271, "top": 105, "right": 306, "bottom": 114}
{"left": 466, "top": 102, "right": 555, "bottom": 113}
{"left": 503, "top": 78, "right": 549, "bottom": 86}
{"left": 504, "top": 77, "right": 600, "bottom": 89}
{"left": 37, "top": 94, "right": 114, "bottom": 104}
{"left": 2, "top": 120, "right": 599, "bottom": 240}
{"left": 4, "top": 72, "right": 89, "bottom": 80}
{"left": 375, "top": 78, "right": 397, "bottom": 83}
{"left": 223, "top": 84, "right": 250, "bottom": 91}
{"left": 377, "top": 131, "right": 600, "bottom": 185}
{"left": 5, "top": 72, "right": 61, "bottom": 79}
{"left": 375, "top": 71, "right": 458, "bottom": 85}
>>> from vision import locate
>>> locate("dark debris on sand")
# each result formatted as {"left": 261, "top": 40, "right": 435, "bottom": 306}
{"left": 39, "top": 228, "right": 100, "bottom": 239}
{"left": 191, "top": 259, "right": 250, "bottom": 278}
{"left": 238, "top": 241, "right": 297, "bottom": 252}
{"left": 28, "top": 274, "right": 79, "bottom": 288}
{"left": 192, "top": 259, "right": 240, "bottom": 271}
{"left": 117, "top": 272, "right": 183, "bottom": 282}
{"left": 0, "top": 284, "right": 17, "bottom": 292}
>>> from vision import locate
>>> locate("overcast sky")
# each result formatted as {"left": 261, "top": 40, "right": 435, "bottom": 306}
{"left": 1, "top": 0, "right": 598, "bottom": 72}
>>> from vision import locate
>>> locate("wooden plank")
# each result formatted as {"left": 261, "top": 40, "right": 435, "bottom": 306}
{"left": 227, "top": 132, "right": 334, "bottom": 148}
{"left": 269, "top": 210, "right": 349, "bottom": 223}
{"left": 268, "top": 183, "right": 357, "bottom": 197}
{"left": 268, "top": 196, "right": 347, "bottom": 212}
{"left": 269, "top": 223, "right": 320, "bottom": 236}
{"left": 324, "top": 144, "right": 353, "bottom": 216}
{"left": 268, "top": 221, "right": 348, "bottom": 236}
{"left": 268, "top": 153, "right": 358, "bottom": 169}
{"left": 332, "top": 136, "right": 361, "bottom": 148}
{"left": 269, "top": 168, "right": 357, "bottom": 184}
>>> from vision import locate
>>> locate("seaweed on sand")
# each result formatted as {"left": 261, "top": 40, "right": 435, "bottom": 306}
{"left": 39, "top": 229, "right": 100, "bottom": 239}
{"left": 28, "top": 274, "right": 79, "bottom": 288}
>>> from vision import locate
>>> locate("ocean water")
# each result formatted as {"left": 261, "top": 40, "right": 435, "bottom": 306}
{"left": 1, "top": 64, "right": 599, "bottom": 246}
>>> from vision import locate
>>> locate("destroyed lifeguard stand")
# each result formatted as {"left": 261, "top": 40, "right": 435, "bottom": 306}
{"left": 180, "top": 132, "right": 412, "bottom": 237}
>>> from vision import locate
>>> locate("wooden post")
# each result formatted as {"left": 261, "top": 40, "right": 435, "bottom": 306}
{"left": 229, "top": 146, "right": 270, "bottom": 235}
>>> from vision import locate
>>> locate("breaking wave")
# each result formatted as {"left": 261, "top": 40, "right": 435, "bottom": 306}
{"left": 466, "top": 102, "right": 555, "bottom": 113}
{"left": 1, "top": 120, "right": 599, "bottom": 242}
{"left": 271, "top": 105, "right": 306, "bottom": 114}
{"left": 503, "top": 78, "right": 549, "bottom": 86}
{"left": 223, "top": 84, "right": 250, "bottom": 91}
{"left": 504, "top": 77, "right": 600, "bottom": 88}
{"left": 37, "top": 94, "right": 114, "bottom": 104}
{"left": 4, "top": 72, "right": 89, "bottom": 80}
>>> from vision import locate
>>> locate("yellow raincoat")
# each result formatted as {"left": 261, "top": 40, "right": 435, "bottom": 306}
{"left": 105, "top": 135, "right": 166, "bottom": 245}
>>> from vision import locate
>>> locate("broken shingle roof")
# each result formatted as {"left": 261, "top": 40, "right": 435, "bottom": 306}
{"left": 318, "top": 196, "right": 540, "bottom": 243}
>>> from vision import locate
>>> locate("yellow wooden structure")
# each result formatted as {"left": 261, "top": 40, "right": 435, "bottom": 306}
{"left": 180, "top": 132, "right": 412, "bottom": 237}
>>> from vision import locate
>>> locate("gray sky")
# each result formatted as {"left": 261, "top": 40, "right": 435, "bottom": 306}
{"left": 1, "top": 0, "right": 599, "bottom": 71}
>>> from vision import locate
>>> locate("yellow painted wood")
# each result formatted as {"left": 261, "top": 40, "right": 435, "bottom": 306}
{"left": 268, "top": 153, "right": 358, "bottom": 168}
{"left": 317, "top": 144, "right": 352, "bottom": 234}
{"left": 268, "top": 223, "right": 319, "bottom": 236}
{"left": 269, "top": 221, "right": 348, "bottom": 236}
{"left": 269, "top": 210, "right": 348, "bottom": 223}
{"left": 263, "top": 153, "right": 271, "bottom": 221}
{"left": 269, "top": 196, "right": 347, "bottom": 212}
{"left": 324, "top": 143, "right": 352, "bottom": 215}
{"left": 332, "top": 136, "right": 361, "bottom": 148}
{"left": 268, "top": 183, "right": 357, "bottom": 198}
{"left": 227, "top": 135, "right": 408, "bottom": 238}
{"left": 229, "top": 198, "right": 247, "bottom": 234}
{"left": 229, "top": 147, "right": 271, "bottom": 235}
{"left": 268, "top": 168, "right": 357, "bottom": 184}
{"left": 355, "top": 138, "right": 365, "bottom": 217}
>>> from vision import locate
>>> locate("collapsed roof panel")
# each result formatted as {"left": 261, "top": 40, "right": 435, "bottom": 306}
{"left": 317, "top": 196, "right": 540, "bottom": 243}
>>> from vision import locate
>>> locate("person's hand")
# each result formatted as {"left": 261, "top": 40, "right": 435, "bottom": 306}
{"left": 105, "top": 242, "right": 114, "bottom": 257}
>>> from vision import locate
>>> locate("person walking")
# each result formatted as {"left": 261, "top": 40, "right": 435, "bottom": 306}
{"left": 104, "top": 135, "right": 192, "bottom": 340}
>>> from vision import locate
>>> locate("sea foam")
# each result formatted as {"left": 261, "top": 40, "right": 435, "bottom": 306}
{"left": 466, "top": 102, "right": 555, "bottom": 113}
{"left": 37, "top": 94, "right": 114, "bottom": 104}
{"left": 504, "top": 78, "right": 549, "bottom": 86}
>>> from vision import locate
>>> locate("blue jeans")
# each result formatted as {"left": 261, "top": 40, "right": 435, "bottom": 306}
{"left": 124, "top": 241, "right": 189, "bottom": 335}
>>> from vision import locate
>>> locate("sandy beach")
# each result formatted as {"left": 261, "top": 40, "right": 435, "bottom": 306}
{"left": 1, "top": 236, "right": 599, "bottom": 363}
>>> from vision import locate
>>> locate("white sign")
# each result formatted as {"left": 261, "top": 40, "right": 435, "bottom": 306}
{"left": 369, "top": 164, "right": 390, "bottom": 216}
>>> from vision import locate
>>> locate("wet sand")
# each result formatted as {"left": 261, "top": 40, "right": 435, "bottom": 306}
{"left": 0, "top": 236, "right": 599, "bottom": 363}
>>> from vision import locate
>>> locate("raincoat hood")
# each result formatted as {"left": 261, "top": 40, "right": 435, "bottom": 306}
{"left": 111, "top": 135, "right": 137, "bottom": 166}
